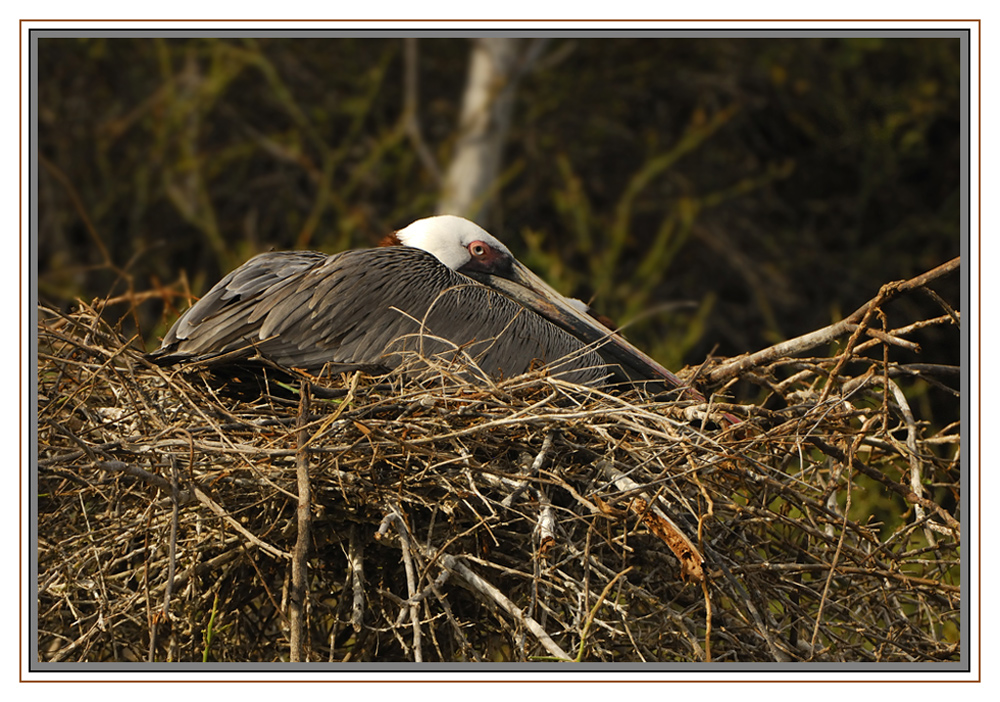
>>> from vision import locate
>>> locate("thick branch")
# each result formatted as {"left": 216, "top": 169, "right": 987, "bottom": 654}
{"left": 708, "top": 256, "right": 960, "bottom": 384}
{"left": 289, "top": 382, "right": 313, "bottom": 661}
{"left": 439, "top": 553, "right": 571, "bottom": 661}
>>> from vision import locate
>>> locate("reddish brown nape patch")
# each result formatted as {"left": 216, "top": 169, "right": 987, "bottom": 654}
{"left": 378, "top": 232, "right": 402, "bottom": 247}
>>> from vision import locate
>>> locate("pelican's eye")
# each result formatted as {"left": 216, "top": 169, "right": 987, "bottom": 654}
{"left": 469, "top": 241, "right": 489, "bottom": 258}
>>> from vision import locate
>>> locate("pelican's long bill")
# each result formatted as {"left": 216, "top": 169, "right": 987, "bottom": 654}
{"left": 475, "top": 260, "right": 693, "bottom": 395}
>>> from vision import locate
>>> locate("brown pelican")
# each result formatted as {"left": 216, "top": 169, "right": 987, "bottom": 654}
{"left": 150, "top": 215, "right": 692, "bottom": 393}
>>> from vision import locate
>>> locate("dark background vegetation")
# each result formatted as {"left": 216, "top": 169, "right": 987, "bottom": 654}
{"left": 34, "top": 34, "right": 964, "bottom": 663}
{"left": 37, "top": 34, "right": 961, "bottom": 392}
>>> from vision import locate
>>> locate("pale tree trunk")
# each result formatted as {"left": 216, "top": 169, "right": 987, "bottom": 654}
{"left": 437, "top": 38, "right": 545, "bottom": 224}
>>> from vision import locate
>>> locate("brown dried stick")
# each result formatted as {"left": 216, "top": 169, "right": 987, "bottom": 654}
{"left": 600, "top": 462, "right": 705, "bottom": 583}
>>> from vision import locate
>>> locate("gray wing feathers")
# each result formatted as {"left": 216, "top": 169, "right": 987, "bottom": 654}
{"left": 153, "top": 247, "right": 609, "bottom": 385}
{"left": 164, "top": 251, "right": 327, "bottom": 343}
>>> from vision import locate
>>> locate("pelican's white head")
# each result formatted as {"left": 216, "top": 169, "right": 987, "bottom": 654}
{"left": 394, "top": 215, "right": 593, "bottom": 314}
{"left": 395, "top": 215, "right": 513, "bottom": 272}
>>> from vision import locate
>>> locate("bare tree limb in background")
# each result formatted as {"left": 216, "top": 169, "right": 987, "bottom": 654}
{"left": 437, "top": 38, "right": 548, "bottom": 223}
{"left": 402, "top": 38, "right": 443, "bottom": 186}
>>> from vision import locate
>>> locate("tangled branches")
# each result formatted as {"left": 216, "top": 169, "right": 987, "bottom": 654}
{"left": 36, "top": 261, "right": 961, "bottom": 664}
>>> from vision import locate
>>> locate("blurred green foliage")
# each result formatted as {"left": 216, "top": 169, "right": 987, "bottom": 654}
{"left": 37, "top": 36, "right": 961, "bottom": 385}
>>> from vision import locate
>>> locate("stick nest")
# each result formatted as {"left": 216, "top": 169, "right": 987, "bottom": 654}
{"left": 37, "top": 289, "right": 961, "bottom": 664}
